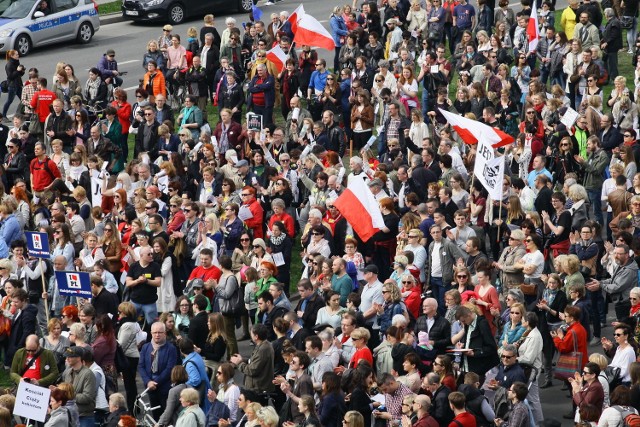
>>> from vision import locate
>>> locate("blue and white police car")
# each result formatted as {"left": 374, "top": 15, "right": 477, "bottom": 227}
{"left": 0, "top": 0, "right": 100, "bottom": 56}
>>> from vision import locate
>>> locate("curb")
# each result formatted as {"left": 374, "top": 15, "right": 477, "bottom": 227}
{"left": 100, "top": 12, "right": 125, "bottom": 25}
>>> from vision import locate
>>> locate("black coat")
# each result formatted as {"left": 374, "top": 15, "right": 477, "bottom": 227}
{"left": 4, "top": 151, "right": 27, "bottom": 187}
{"left": 294, "top": 293, "right": 325, "bottom": 332}
{"left": 93, "top": 288, "right": 119, "bottom": 319}
{"left": 414, "top": 314, "right": 451, "bottom": 355}
{"left": 134, "top": 121, "right": 160, "bottom": 159}
{"left": 5, "top": 57, "right": 24, "bottom": 89}
{"left": 219, "top": 83, "right": 245, "bottom": 112}
{"left": 461, "top": 315, "right": 500, "bottom": 375}
{"left": 599, "top": 126, "right": 624, "bottom": 153}
{"left": 602, "top": 17, "right": 623, "bottom": 52}
{"left": 6, "top": 303, "right": 38, "bottom": 366}
{"left": 431, "top": 384, "right": 455, "bottom": 425}
{"left": 535, "top": 186, "right": 553, "bottom": 217}
{"left": 188, "top": 311, "right": 209, "bottom": 350}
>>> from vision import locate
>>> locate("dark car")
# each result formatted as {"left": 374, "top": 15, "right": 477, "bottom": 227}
{"left": 122, "top": 0, "right": 256, "bottom": 24}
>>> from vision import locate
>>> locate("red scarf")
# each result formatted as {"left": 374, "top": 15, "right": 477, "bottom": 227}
{"left": 324, "top": 212, "right": 343, "bottom": 234}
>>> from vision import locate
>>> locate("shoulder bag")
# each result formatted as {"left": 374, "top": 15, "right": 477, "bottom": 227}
{"left": 554, "top": 330, "right": 583, "bottom": 381}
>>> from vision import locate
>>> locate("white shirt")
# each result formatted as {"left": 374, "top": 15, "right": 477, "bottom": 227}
{"left": 360, "top": 280, "right": 383, "bottom": 327}
{"left": 522, "top": 250, "right": 544, "bottom": 278}
{"left": 431, "top": 241, "right": 443, "bottom": 277}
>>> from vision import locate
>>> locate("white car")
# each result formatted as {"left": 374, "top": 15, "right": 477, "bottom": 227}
{"left": 0, "top": 0, "right": 100, "bottom": 56}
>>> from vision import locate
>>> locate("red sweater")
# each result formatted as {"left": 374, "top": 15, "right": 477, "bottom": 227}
{"left": 269, "top": 212, "right": 295, "bottom": 238}
{"left": 30, "top": 89, "right": 56, "bottom": 122}
{"left": 30, "top": 157, "right": 61, "bottom": 192}
{"left": 448, "top": 413, "right": 476, "bottom": 427}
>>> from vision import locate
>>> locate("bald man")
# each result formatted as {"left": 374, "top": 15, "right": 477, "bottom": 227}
{"left": 10, "top": 334, "right": 60, "bottom": 387}
{"left": 405, "top": 395, "right": 438, "bottom": 427}
{"left": 125, "top": 246, "right": 162, "bottom": 324}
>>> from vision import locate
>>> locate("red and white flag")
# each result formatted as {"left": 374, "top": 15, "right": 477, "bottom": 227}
{"left": 293, "top": 12, "right": 336, "bottom": 51}
{"left": 527, "top": 6, "right": 540, "bottom": 52}
{"left": 266, "top": 45, "right": 288, "bottom": 73}
{"left": 439, "top": 108, "right": 514, "bottom": 148}
{"left": 333, "top": 177, "right": 384, "bottom": 242}
{"left": 288, "top": 4, "right": 305, "bottom": 35}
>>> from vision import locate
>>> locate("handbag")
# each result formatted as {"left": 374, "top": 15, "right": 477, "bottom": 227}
{"left": 621, "top": 16, "right": 634, "bottom": 29}
{"left": 114, "top": 343, "right": 129, "bottom": 372}
{"left": 0, "top": 80, "right": 8, "bottom": 93}
{"left": 520, "top": 282, "right": 538, "bottom": 296}
{"left": 554, "top": 330, "right": 583, "bottom": 381}
{"left": 28, "top": 113, "right": 43, "bottom": 134}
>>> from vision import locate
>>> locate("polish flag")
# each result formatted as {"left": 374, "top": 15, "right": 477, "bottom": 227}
{"left": 288, "top": 4, "right": 305, "bottom": 35}
{"left": 439, "top": 108, "right": 515, "bottom": 148}
{"left": 527, "top": 6, "right": 540, "bottom": 52}
{"left": 333, "top": 177, "right": 384, "bottom": 242}
{"left": 293, "top": 12, "right": 336, "bottom": 51}
{"left": 266, "top": 45, "right": 288, "bottom": 73}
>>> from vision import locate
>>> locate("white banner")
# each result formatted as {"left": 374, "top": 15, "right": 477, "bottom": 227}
{"left": 14, "top": 381, "right": 51, "bottom": 422}
{"left": 473, "top": 133, "right": 505, "bottom": 201}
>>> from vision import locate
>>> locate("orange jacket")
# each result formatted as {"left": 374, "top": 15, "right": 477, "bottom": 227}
{"left": 142, "top": 71, "right": 166, "bottom": 98}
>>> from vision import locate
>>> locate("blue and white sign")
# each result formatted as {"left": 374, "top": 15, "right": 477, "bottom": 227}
{"left": 55, "top": 271, "right": 92, "bottom": 298}
{"left": 25, "top": 231, "right": 50, "bottom": 259}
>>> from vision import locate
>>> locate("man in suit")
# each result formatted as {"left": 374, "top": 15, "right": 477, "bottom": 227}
{"left": 534, "top": 175, "right": 553, "bottom": 218}
{"left": 455, "top": 305, "right": 500, "bottom": 386}
{"left": 5, "top": 288, "right": 38, "bottom": 366}
{"left": 599, "top": 113, "right": 623, "bottom": 155}
{"left": 294, "top": 279, "right": 325, "bottom": 333}
{"left": 134, "top": 106, "right": 159, "bottom": 160}
{"left": 601, "top": 8, "right": 622, "bottom": 85}
{"left": 230, "top": 324, "right": 275, "bottom": 393}
{"left": 188, "top": 294, "right": 210, "bottom": 351}
{"left": 414, "top": 298, "right": 451, "bottom": 360}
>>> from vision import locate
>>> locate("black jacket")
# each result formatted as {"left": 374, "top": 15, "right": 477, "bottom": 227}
{"left": 294, "top": 293, "right": 325, "bottom": 332}
{"left": 185, "top": 65, "right": 209, "bottom": 98}
{"left": 602, "top": 17, "right": 623, "bottom": 52}
{"left": 461, "top": 315, "right": 500, "bottom": 375}
{"left": 414, "top": 314, "right": 451, "bottom": 354}
{"left": 260, "top": 305, "right": 287, "bottom": 341}
{"left": 134, "top": 120, "right": 160, "bottom": 159}
{"left": 325, "top": 122, "right": 347, "bottom": 157}
{"left": 534, "top": 186, "right": 553, "bottom": 217}
{"left": 600, "top": 126, "right": 624, "bottom": 153}
{"left": 188, "top": 311, "right": 209, "bottom": 351}
{"left": 45, "top": 112, "right": 73, "bottom": 147}
{"left": 5, "top": 57, "right": 24, "bottom": 89}
{"left": 93, "top": 288, "right": 119, "bottom": 319}
{"left": 219, "top": 83, "right": 245, "bottom": 112}
{"left": 6, "top": 303, "right": 38, "bottom": 366}
{"left": 431, "top": 384, "right": 454, "bottom": 425}
{"left": 4, "top": 151, "right": 27, "bottom": 187}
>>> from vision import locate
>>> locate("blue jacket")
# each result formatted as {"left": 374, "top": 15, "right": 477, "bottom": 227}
{"left": 330, "top": 14, "right": 348, "bottom": 47}
{"left": 183, "top": 352, "right": 212, "bottom": 412}
{"left": 247, "top": 73, "right": 276, "bottom": 109}
{"left": 206, "top": 399, "right": 230, "bottom": 427}
{"left": 97, "top": 55, "right": 119, "bottom": 80}
{"left": 138, "top": 341, "right": 178, "bottom": 397}
{"left": 0, "top": 214, "right": 22, "bottom": 246}
{"left": 495, "top": 362, "right": 527, "bottom": 390}
{"left": 339, "top": 79, "right": 351, "bottom": 113}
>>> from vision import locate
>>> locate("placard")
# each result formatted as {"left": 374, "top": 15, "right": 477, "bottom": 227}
{"left": 560, "top": 107, "right": 580, "bottom": 129}
{"left": 55, "top": 270, "right": 92, "bottom": 298}
{"left": 14, "top": 381, "right": 51, "bottom": 422}
{"left": 246, "top": 113, "right": 263, "bottom": 132}
{"left": 25, "top": 231, "right": 50, "bottom": 259}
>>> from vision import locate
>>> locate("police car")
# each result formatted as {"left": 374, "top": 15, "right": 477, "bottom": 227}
{"left": 0, "top": 0, "right": 100, "bottom": 56}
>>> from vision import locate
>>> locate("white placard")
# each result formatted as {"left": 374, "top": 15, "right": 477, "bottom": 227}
{"left": 238, "top": 205, "right": 254, "bottom": 221}
{"left": 430, "top": 65, "right": 439, "bottom": 74}
{"left": 14, "top": 381, "right": 52, "bottom": 422}
{"left": 272, "top": 252, "right": 285, "bottom": 266}
{"left": 560, "top": 107, "right": 580, "bottom": 129}
{"left": 83, "top": 254, "right": 97, "bottom": 269}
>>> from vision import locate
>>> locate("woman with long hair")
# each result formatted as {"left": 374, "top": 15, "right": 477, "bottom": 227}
{"left": 100, "top": 221, "right": 123, "bottom": 277}
{"left": 152, "top": 237, "right": 177, "bottom": 313}
{"left": 52, "top": 224, "right": 75, "bottom": 271}
{"left": 158, "top": 366, "right": 189, "bottom": 427}
{"left": 319, "top": 73, "right": 342, "bottom": 115}
{"left": 52, "top": 69, "right": 79, "bottom": 110}
{"left": 174, "top": 296, "right": 193, "bottom": 337}
{"left": 452, "top": 266, "right": 474, "bottom": 295}
{"left": 117, "top": 302, "right": 141, "bottom": 411}
{"left": 345, "top": 366, "right": 373, "bottom": 427}
{"left": 41, "top": 318, "right": 71, "bottom": 373}
{"left": 2, "top": 50, "right": 24, "bottom": 117}
{"left": 469, "top": 82, "right": 492, "bottom": 119}
{"left": 92, "top": 314, "right": 118, "bottom": 395}
{"left": 279, "top": 59, "right": 300, "bottom": 120}
{"left": 547, "top": 136, "right": 582, "bottom": 185}
{"left": 433, "top": 354, "right": 457, "bottom": 391}
{"left": 202, "top": 313, "right": 227, "bottom": 384}
{"left": 214, "top": 363, "right": 240, "bottom": 422}
{"left": 472, "top": 267, "right": 500, "bottom": 336}
{"left": 317, "top": 372, "right": 346, "bottom": 427}
{"left": 397, "top": 66, "right": 418, "bottom": 115}
{"left": 511, "top": 54, "right": 531, "bottom": 105}
{"left": 350, "top": 90, "right": 374, "bottom": 152}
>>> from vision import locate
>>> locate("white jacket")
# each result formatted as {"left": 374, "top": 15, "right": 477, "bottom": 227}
{"left": 517, "top": 327, "right": 543, "bottom": 371}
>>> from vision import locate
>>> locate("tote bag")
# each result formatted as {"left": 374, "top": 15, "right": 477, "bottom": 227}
{"left": 554, "top": 330, "right": 583, "bottom": 381}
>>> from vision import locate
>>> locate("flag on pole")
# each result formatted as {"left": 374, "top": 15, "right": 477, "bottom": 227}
{"left": 473, "top": 132, "right": 506, "bottom": 200}
{"left": 527, "top": 5, "right": 540, "bottom": 52}
{"left": 439, "top": 108, "right": 515, "bottom": 148}
{"left": 266, "top": 45, "right": 289, "bottom": 73}
{"left": 293, "top": 12, "right": 336, "bottom": 50}
{"left": 288, "top": 4, "right": 305, "bottom": 35}
{"left": 333, "top": 177, "right": 385, "bottom": 242}
{"left": 252, "top": 4, "right": 263, "bottom": 22}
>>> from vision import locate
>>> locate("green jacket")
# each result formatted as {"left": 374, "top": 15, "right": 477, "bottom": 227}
{"left": 582, "top": 149, "right": 608, "bottom": 190}
{"left": 10, "top": 347, "right": 59, "bottom": 387}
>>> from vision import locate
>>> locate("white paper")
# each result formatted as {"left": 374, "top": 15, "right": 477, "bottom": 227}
{"left": 14, "top": 381, "right": 51, "bottom": 422}
{"left": 371, "top": 394, "right": 386, "bottom": 405}
{"left": 238, "top": 205, "right": 254, "bottom": 221}
{"left": 272, "top": 252, "right": 285, "bottom": 266}
{"left": 430, "top": 65, "right": 439, "bottom": 74}
{"left": 364, "top": 135, "right": 377, "bottom": 150}
{"left": 560, "top": 107, "right": 580, "bottom": 129}
{"left": 61, "top": 330, "right": 70, "bottom": 338}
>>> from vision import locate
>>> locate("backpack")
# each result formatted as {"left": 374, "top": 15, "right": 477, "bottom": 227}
{"left": 613, "top": 405, "right": 640, "bottom": 427}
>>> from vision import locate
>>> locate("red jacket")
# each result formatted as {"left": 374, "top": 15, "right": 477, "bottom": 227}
{"left": 243, "top": 197, "right": 264, "bottom": 239}
{"left": 30, "top": 89, "right": 56, "bottom": 123}
{"left": 29, "top": 156, "right": 61, "bottom": 192}
{"left": 168, "top": 210, "right": 186, "bottom": 234}
{"left": 553, "top": 321, "right": 588, "bottom": 367}
{"left": 403, "top": 286, "right": 422, "bottom": 320}
{"left": 269, "top": 212, "right": 295, "bottom": 238}
{"left": 111, "top": 101, "right": 132, "bottom": 134}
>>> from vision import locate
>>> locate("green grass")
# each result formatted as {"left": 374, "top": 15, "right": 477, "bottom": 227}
{"left": 98, "top": 0, "right": 121, "bottom": 15}
{"left": 0, "top": 369, "right": 12, "bottom": 387}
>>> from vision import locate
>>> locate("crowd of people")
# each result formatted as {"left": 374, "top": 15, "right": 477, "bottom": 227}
{"left": 0, "top": 0, "right": 640, "bottom": 426}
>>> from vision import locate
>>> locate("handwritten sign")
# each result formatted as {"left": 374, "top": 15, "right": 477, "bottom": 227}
{"left": 14, "top": 381, "right": 51, "bottom": 422}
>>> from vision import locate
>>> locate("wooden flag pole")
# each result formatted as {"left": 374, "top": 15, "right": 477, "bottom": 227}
{"left": 40, "top": 259, "right": 50, "bottom": 324}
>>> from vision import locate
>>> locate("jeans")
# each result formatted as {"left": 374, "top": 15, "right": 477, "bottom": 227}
{"left": 604, "top": 51, "right": 618, "bottom": 84}
{"left": 626, "top": 17, "right": 638, "bottom": 50}
{"left": 2, "top": 85, "right": 21, "bottom": 117}
{"left": 430, "top": 276, "right": 446, "bottom": 316}
{"left": 421, "top": 89, "right": 430, "bottom": 123}
{"left": 587, "top": 189, "right": 604, "bottom": 224}
{"left": 551, "top": 73, "right": 566, "bottom": 91}
{"left": 540, "top": 66, "right": 550, "bottom": 85}
{"left": 377, "top": 131, "right": 387, "bottom": 160}
{"left": 527, "top": 377, "right": 544, "bottom": 425}
{"left": 133, "top": 301, "right": 158, "bottom": 325}
{"left": 79, "top": 416, "right": 95, "bottom": 427}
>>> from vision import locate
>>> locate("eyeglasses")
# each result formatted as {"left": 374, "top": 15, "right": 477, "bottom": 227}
{"left": 510, "top": 311, "right": 521, "bottom": 315}
{"left": 501, "top": 354, "right": 515, "bottom": 359}
{"left": 241, "top": 193, "right": 251, "bottom": 197}
{"left": 402, "top": 281, "right": 413, "bottom": 284}
{"left": 326, "top": 77, "right": 334, "bottom": 80}
{"left": 583, "top": 370, "right": 592, "bottom": 375}
{"left": 312, "top": 232, "right": 323, "bottom": 236}
{"left": 560, "top": 143, "right": 569, "bottom": 146}
{"left": 183, "top": 209, "right": 192, "bottom": 213}
{"left": 587, "top": 79, "right": 595, "bottom": 82}
{"left": 375, "top": 79, "right": 383, "bottom": 82}
{"left": 408, "top": 235, "right": 418, "bottom": 238}
{"left": 144, "top": 113, "right": 153, "bottom": 116}
{"left": 526, "top": 111, "right": 535, "bottom": 114}
{"left": 169, "top": 205, "right": 177, "bottom": 208}
{"left": 625, "top": 134, "right": 633, "bottom": 137}
{"left": 382, "top": 290, "right": 390, "bottom": 294}
{"left": 253, "top": 245, "right": 262, "bottom": 249}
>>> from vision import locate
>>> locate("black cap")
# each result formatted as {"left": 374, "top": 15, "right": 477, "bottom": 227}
{"left": 359, "top": 265, "right": 379, "bottom": 275}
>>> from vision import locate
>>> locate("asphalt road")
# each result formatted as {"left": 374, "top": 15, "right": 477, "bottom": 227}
{"left": 19, "top": 0, "right": 607, "bottom": 424}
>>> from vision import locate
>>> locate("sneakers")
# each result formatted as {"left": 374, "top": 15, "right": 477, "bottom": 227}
{"left": 628, "top": 49, "right": 634, "bottom": 54}
{"left": 265, "top": 1, "right": 274, "bottom": 4}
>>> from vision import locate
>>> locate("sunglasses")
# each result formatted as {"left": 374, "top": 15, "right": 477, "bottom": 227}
{"left": 240, "top": 238, "right": 250, "bottom": 242}
{"left": 457, "top": 275, "right": 467, "bottom": 278}
{"left": 614, "top": 333, "right": 625, "bottom": 337}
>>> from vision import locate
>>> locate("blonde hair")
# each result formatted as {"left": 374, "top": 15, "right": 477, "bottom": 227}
{"left": 187, "top": 27, "right": 198, "bottom": 38}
